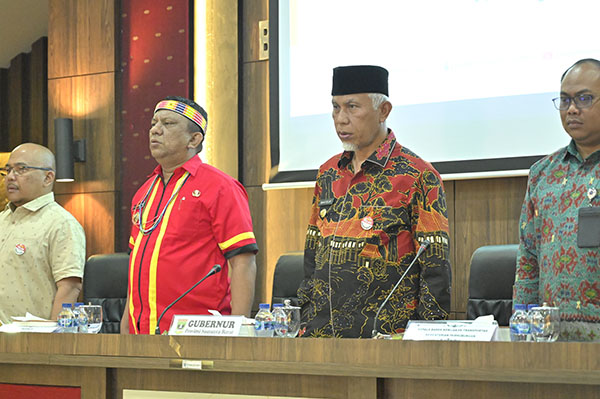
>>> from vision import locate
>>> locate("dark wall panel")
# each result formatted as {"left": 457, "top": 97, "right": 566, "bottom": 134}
{"left": 0, "top": 69, "right": 8, "bottom": 152}
{"left": 0, "top": 37, "right": 48, "bottom": 152}
{"left": 7, "top": 53, "right": 27, "bottom": 149}
{"left": 28, "top": 37, "right": 48, "bottom": 146}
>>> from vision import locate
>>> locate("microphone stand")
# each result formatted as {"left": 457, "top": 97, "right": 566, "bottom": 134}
{"left": 371, "top": 240, "right": 431, "bottom": 338}
{"left": 154, "top": 264, "right": 222, "bottom": 335}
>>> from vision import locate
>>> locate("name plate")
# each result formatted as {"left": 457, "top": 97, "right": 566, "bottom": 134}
{"left": 168, "top": 315, "right": 244, "bottom": 336}
{"left": 403, "top": 320, "right": 498, "bottom": 341}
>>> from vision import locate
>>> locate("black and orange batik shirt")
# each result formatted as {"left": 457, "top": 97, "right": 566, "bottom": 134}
{"left": 127, "top": 155, "right": 258, "bottom": 334}
{"left": 298, "top": 130, "right": 451, "bottom": 338}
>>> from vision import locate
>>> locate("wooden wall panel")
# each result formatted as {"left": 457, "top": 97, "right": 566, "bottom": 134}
{"left": 48, "top": 72, "right": 116, "bottom": 195}
{"left": 205, "top": 0, "right": 239, "bottom": 179}
{"left": 55, "top": 191, "right": 116, "bottom": 256}
{"left": 115, "top": 369, "right": 376, "bottom": 399}
{"left": 28, "top": 37, "right": 48, "bottom": 146}
{"left": 242, "top": 62, "right": 270, "bottom": 186}
{"left": 247, "top": 185, "right": 314, "bottom": 305}
{"left": 242, "top": 0, "right": 270, "bottom": 306}
{"left": 246, "top": 186, "right": 266, "bottom": 307}
{"left": 48, "top": 0, "right": 118, "bottom": 257}
{"left": 48, "top": 0, "right": 116, "bottom": 79}
{"left": 242, "top": 0, "right": 268, "bottom": 63}
{"left": 264, "top": 187, "right": 314, "bottom": 302}
{"left": 453, "top": 176, "right": 528, "bottom": 314}
{"left": 444, "top": 180, "right": 459, "bottom": 318}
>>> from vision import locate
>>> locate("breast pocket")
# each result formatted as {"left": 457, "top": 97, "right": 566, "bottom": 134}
{"left": 162, "top": 196, "right": 208, "bottom": 240}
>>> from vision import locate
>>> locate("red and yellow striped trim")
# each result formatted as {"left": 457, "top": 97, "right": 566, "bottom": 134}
{"left": 128, "top": 180, "right": 161, "bottom": 334}
{"left": 218, "top": 232, "right": 256, "bottom": 251}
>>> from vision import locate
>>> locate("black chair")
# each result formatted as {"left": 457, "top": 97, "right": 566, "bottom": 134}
{"left": 83, "top": 253, "right": 129, "bottom": 333}
{"left": 271, "top": 251, "right": 304, "bottom": 305}
{"left": 467, "top": 244, "right": 518, "bottom": 326}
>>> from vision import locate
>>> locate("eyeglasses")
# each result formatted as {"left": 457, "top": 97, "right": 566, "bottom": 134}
{"left": 0, "top": 165, "right": 54, "bottom": 177}
{"left": 552, "top": 94, "right": 599, "bottom": 110}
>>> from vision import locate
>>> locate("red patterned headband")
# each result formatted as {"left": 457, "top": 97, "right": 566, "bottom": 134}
{"left": 154, "top": 100, "right": 207, "bottom": 134}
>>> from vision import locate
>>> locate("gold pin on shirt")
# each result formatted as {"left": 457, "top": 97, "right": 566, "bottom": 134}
{"left": 320, "top": 209, "right": 327, "bottom": 218}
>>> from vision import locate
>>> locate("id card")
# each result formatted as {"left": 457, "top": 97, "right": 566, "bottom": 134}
{"left": 577, "top": 207, "right": 600, "bottom": 248}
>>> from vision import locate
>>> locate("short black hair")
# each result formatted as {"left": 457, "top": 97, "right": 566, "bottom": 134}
{"left": 162, "top": 95, "right": 208, "bottom": 153}
{"left": 561, "top": 58, "right": 600, "bottom": 82}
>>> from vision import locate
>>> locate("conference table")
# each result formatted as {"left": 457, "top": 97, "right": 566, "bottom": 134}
{"left": 0, "top": 333, "right": 599, "bottom": 398}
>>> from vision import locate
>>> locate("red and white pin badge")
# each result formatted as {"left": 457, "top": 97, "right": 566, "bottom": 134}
{"left": 15, "top": 244, "right": 26, "bottom": 256}
{"left": 361, "top": 216, "right": 374, "bottom": 230}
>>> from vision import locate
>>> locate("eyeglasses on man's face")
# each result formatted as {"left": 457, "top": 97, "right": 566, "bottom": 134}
{"left": 0, "top": 165, "right": 54, "bottom": 177}
{"left": 552, "top": 94, "right": 599, "bottom": 111}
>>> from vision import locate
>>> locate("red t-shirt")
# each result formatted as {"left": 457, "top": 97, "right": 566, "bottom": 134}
{"left": 127, "top": 155, "right": 258, "bottom": 334}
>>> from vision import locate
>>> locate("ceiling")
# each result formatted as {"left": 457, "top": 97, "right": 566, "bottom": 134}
{"left": 0, "top": 0, "right": 48, "bottom": 68}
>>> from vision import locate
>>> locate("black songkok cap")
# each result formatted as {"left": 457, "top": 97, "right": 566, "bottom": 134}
{"left": 331, "top": 65, "right": 389, "bottom": 96}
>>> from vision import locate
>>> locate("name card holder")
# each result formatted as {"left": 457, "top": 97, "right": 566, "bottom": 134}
{"left": 403, "top": 319, "right": 498, "bottom": 342}
{"left": 168, "top": 315, "right": 245, "bottom": 336}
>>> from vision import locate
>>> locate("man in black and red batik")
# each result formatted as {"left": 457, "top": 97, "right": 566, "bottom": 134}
{"left": 298, "top": 66, "right": 451, "bottom": 338}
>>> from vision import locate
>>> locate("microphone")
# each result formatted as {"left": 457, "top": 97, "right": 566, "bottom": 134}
{"left": 371, "top": 240, "right": 431, "bottom": 338}
{"left": 154, "top": 264, "right": 222, "bottom": 335}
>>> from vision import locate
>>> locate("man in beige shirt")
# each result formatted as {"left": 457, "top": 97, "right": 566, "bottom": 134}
{"left": 0, "top": 143, "right": 85, "bottom": 323}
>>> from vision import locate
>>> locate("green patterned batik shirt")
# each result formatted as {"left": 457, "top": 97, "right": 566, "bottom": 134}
{"left": 515, "top": 140, "right": 600, "bottom": 341}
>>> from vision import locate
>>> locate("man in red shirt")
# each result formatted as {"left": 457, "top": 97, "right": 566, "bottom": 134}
{"left": 121, "top": 96, "right": 258, "bottom": 334}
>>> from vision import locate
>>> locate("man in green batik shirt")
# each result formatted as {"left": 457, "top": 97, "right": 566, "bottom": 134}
{"left": 514, "top": 58, "right": 600, "bottom": 341}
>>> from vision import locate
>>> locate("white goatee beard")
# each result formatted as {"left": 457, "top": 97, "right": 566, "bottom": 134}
{"left": 342, "top": 142, "right": 357, "bottom": 152}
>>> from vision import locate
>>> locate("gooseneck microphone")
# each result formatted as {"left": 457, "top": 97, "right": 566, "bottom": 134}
{"left": 371, "top": 240, "right": 431, "bottom": 338}
{"left": 154, "top": 264, "right": 222, "bottom": 335}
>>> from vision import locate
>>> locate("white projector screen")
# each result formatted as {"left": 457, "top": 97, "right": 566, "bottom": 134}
{"left": 268, "top": 0, "right": 600, "bottom": 182}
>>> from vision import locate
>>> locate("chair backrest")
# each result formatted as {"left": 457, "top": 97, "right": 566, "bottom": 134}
{"left": 83, "top": 253, "right": 129, "bottom": 333}
{"left": 467, "top": 244, "right": 518, "bottom": 326}
{"left": 271, "top": 251, "right": 304, "bottom": 306}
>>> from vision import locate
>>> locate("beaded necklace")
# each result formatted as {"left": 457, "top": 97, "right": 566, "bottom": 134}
{"left": 134, "top": 171, "right": 191, "bottom": 235}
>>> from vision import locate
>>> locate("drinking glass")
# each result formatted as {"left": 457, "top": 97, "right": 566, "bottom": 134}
{"left": 530, "top": 303, "right": 560, "bottom": 342}
{"left": 282, "top": 299, "right": 301, "bottom": 338}
{"left": 82, "top": 305, "right": 103, "bottom": 334}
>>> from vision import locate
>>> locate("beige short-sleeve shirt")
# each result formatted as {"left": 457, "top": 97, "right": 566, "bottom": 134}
{"left": 0, "top": 192, "right": 86, "bottom": 323}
